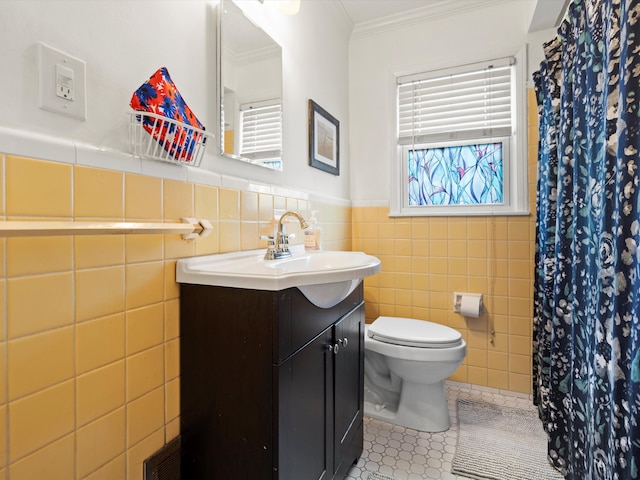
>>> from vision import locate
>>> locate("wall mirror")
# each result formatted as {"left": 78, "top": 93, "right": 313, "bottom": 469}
{"left": 218, "top": 0, "right": 283, "bottom": 170}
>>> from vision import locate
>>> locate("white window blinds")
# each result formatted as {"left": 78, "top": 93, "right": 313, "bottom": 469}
{"left": 239, "top": 100, "right": 282, "bottom": 160}
{"left": 397, "top": 57, "right": 515, "bottom": 146}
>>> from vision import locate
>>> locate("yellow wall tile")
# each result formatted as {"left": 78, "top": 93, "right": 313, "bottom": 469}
{"left": 258, "top": 193, "right": 273, "bottom": 222}
{"left": 9, "top": 380, "right": 74, "bottom": 462}
{"left": 126, "top": 429, "right": 164, "bottom": 480}
{"left": 510, "top": 335, "right": 532, "bottom": 355}
{"left": 218, "top": 221, "right": 241, "bottom": 253}
{"left": 240, "top": 191, "right": 258, "bottom": 221}
{"left": 487, "top": 369, "right": 509, "bottom": 390}
{"left": 446, "top": 240, "right": 466, "bottom": 258}
{"left": 510, "top": 353, "right": 531, "bottom": 375}
{"left": 509, "top": 297, "right": 531, "bottom": 317}
{"left": 194, "top": 222, "right": 220, "bottom": 255}
{"left": 126, "top": 304, "right": 164, "bottom": 355}
{"left": 448, "top": 221, "right": 467, "bottom": 240}
{"left": 8, "top": 273, "right": 73, "bottom": 339}
{"left": 164, "top": 231, "right": 195, "bottom": 260}
{"left": 164, "top": 261, "right": 180, "bottom": 301}
{"left": 467, "top": 239, "right": 487, "bottom": 258}
{"left": 164, "top": 300, "right": 179, "bottom": 342}
{"left": 194, "top": 184, "right": 218, "bottom": 221}
{"left": 76, "top": 361, "right": 125, "bottom": 427}
{"left": 126, "top": 346, "right": 164, "bottom": 402}
{"left": 125, "top": 174, "right": 162, "bottom": 220}
{"left": 6, "top": 157, "right": 72, "bottom": 217}
{"left": 74, "top": 235, "right": 125, "bottom": 269}
{"left": 240, "top": 221, "right": 259, "bottom": 250}
{"left": 125, "top": 262, "right": 163, "bottom": 310}
{"left": 509, "top": 315, "right": 532, "bottom": 337}
{"left": 165, "top": 338, "right": 179, "bottom": 381}
{"left": 76, "top": 313, "right": 125, "bottom": 374}
{"left": 165, "top": 377, "right": 180, "bottom": 422}
{"left": 127, "top": 387, "right": 164, "bottom": 446}
{"left": 273, "top": 195, "right": 286, "bottom": 211}
{"left": 0, "top": 405, "right": 5, "bottom": 468}
{"left": 488, "top": 350, "right": 508, "bottom": 371}
{"left": 76, "top": 407, "right": 125, "bottom": 478}
{"left": 8, "top": 433, "right": 74, "bottom": 480}
{"left": 125, "top": 234, "right": 163, "bottom": 263}
{"left": 167, "top": 419, "right": 180, "bottom": 446}
{"left": 163, "top": 180, "right": 193, "bottom": 221}
{"left": 467, "top": 347, "right": 487, "bottom": 367}
{"left": 0, "top": 345, "right": 5, "bottom": 405}
{"left": 82, "top": 453, "right": 126, "bottom": 480}
{"left": 429, "top": 221, "right": 448, "bottom": 239}
{"left": 219, "top": 188, "right": 240, "bottom": 220}
{"left": 7, "top": 236, "right": 72, "bottom": 277}
{"left": 509, "top": 372, "right": 532, "bottom": 394}
{"left": 74, "top": 166, "right": 123, "bottom": 218}
{"left": 467, "top": 221, "right": 487, "bottom": 240}
{"left": 467, "top": 366, "right": 488, "bottom": 386}
{"left": 75, "top": 266, "right": 125, "bottom": 322}
{"left": 429, "top": 240, "right": 448, "bottom": 257}
{"left": 8, "top": 327, "right": 74, "bottom": 400}
{"left": 411, "top": 221, "right": 429, "bottom": 239}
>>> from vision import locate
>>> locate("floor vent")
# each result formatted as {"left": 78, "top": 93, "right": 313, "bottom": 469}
{"left": 144, "top": 437, "right": 181, "bottom": 480}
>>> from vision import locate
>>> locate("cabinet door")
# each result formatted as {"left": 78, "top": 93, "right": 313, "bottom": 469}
{"left": 333, "top": 303, "right": 365, "bottom": 477}
{"left": 277, "top": 327, "right": 333, "bottom": 480}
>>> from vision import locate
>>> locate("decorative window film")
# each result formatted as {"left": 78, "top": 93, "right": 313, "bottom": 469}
{"left": 391, "top": 52, "right": 529, "bottom": 217}
{"left": 407, "top": 140, "right": 506, "bottom": 206}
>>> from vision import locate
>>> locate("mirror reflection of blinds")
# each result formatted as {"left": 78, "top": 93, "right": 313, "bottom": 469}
{"left": 397, "top": 57, "right": 514, "bottom": 146}
{"left": 239, "top": 101, "right": 282, "bottom": 160}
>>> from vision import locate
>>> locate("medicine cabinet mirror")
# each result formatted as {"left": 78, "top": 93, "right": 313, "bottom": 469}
{"left": 217, "top": 0, "right": 283, "bottom": 170}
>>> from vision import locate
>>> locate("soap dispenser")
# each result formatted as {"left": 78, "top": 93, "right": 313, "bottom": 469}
{"left": 304, "top": 210, "right": 322, "bottom": 251}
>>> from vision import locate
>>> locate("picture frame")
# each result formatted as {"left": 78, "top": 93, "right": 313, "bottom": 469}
{"left": 308, "top": 99, "right": 340, "bottom": 175}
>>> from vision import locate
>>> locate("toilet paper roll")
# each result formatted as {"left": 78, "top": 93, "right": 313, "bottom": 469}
{"left": 460, "top": 294, "right": 482, "bottom": 318}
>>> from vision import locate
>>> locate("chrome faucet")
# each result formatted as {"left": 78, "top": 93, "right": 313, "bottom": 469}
{"left": 263, "top": 211, "right": 309, "bottom": 260}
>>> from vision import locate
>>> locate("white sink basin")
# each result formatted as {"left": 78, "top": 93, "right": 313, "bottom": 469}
{"left": 176, "top": 246, "right": 381, "bottom": 308}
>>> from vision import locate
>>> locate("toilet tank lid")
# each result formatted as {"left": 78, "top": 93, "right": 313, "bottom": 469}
{"left": 368, "top": 316, "right": 462, "bottom": 347}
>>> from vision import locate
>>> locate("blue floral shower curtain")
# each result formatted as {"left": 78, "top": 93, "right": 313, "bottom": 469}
{"left": 533, "top": 0, "right": 640, "bottom": 479}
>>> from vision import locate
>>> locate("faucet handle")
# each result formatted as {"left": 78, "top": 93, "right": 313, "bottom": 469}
{"left": 261, "top": 235, "right": 277, "bottom": 260}
{"left": 260, "top": 234, "right": 275, "bottom": 245}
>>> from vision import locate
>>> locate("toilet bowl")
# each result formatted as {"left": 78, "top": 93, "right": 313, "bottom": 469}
{"left": 364, "top": 316, "right": 466, "bottom": 432}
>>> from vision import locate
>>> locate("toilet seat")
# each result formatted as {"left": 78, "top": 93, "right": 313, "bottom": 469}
{"left": 368, "top": 316, "right": 462, "bottom": 348}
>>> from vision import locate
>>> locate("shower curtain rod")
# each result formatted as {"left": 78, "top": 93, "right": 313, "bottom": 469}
{"left": 0, "top": 218, "right": 213, "bottom": 239}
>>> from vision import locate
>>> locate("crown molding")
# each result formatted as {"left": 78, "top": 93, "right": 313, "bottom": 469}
{"left": 350, "top": 0, "right": 512, "bottom": 40}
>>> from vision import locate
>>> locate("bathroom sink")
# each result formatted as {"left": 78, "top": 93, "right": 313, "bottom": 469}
{"left": 176, "top": 246, "right": 381, "bottom": 308}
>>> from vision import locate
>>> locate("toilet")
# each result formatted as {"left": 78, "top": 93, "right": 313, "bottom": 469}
{"left": 364, "top": 316, "right": 466, "bottom": 432}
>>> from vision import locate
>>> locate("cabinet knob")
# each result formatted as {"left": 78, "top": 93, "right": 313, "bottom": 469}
{"left": 327, "top": 343, "right": 340, "bottom": 354}
{"left": 338, "top": 337, "right": 348, "bottom": 348}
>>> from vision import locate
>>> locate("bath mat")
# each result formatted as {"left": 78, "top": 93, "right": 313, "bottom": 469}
{"left": 452, "top": 399, "right": 563, "bottom": 480}
{"left": 366, "top": 472, "right": 395, "bottom": 480}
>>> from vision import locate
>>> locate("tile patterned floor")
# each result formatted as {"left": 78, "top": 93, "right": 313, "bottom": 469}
{"left": 345, "top": 381, "right": 534, "bottom": 480}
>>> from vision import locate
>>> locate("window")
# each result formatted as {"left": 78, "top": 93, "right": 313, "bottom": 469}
{"left": 239, "top": 99, "right": 282, "bottom": 169}
{"left": 390, "top": 50, "right": 528, "bottom": 216}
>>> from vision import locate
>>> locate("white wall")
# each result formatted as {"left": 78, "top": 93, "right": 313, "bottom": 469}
{"left": 0, "top": 0, "right": 353, "bottom": 201}
{"left": 348, "top": 0, "right": 556, "bottom": 203}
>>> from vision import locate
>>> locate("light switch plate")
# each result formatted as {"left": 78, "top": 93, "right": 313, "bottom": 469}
{"left": 38, "top": 42, "right": 86, "bottom": 120}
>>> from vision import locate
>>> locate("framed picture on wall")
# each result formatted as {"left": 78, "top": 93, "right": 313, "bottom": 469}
{"left": 308, "top": 99, "right": 340, "bottom": 175}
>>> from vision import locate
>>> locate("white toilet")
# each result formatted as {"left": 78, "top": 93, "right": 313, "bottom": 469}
{"left": 364, "top": 316, "right": 466, "bottom": 432}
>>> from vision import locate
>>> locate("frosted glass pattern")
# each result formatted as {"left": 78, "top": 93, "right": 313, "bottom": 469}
{"left": 408, "top": 142, "right": 504, "bottom": 206}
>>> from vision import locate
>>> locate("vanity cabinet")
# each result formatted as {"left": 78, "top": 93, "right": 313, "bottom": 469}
{"left": 179, "top": 282, "right": 364, "bottom": 480}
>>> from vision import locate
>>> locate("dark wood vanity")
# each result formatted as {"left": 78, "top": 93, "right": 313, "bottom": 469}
{"left": 179, "top": 282, "right": 365, "bottom": 479}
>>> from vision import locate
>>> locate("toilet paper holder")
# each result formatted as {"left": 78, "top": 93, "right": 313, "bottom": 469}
{"left": 453, "top": 292, "right": 483, "bottom": 315}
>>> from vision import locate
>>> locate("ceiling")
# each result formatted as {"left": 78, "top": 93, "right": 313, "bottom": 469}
{"left": 338, "top": 0, "right": 434, "bottom": 25}
{"left": 338, "top": 0, "right": 569, "bottom": 32}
